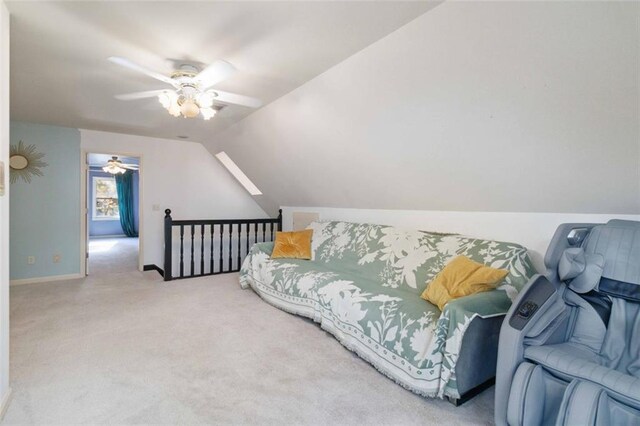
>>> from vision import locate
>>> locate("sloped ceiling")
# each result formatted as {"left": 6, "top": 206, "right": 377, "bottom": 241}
{"left": 205, "top": 1, "right": 640, "bottom": 217}
{"left": 6, "top": 1, "right": 438, "bottom": 142}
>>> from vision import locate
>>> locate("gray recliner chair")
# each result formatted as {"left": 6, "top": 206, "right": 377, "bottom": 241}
{"left": 495, "top": 219, "right": 640, "bottom": 426}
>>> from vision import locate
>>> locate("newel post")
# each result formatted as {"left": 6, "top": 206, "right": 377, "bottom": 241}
{"left": 277, "top": 209, "right": 283, "bottom": 231}
{"left": 164, "top": 209, "right": 173, "bottom": 281}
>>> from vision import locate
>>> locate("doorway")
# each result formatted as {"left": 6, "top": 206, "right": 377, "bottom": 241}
{"left": 85, "top": 152, "right": 140, "bottom": 275}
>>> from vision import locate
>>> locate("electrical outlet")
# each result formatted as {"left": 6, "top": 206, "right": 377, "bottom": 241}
{"left": 27, "top": 256, "right": 35, "bottom": 265}
{"left": 53, "top": 254, "right": 61, "bottom": 263}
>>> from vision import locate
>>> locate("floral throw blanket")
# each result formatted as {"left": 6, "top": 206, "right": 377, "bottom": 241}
{"left": 239, "top": 221, "right": 536, "bottom": 398}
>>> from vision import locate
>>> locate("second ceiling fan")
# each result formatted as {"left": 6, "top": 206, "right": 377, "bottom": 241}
{"left": 103, "top": 156, "right": 139, "bottom": 175}
{"left": 109, "top": 56, "right": 262, "bottom": 120}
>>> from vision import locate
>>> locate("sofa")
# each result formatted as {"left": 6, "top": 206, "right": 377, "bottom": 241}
{"left": 240, "top": 221, "right": 536, "bottom": 402}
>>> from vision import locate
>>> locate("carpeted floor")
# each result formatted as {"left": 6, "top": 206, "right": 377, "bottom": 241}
{"left": 3, "top": 270, "right": 495, "bottom": 425}
{"left": 88, "top": 237, "right": 139, "bottom": 275}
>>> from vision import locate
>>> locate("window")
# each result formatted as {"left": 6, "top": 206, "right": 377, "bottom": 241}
{"left": 215, "top": 151, "right": 262, "bottom": 195}
{"left": 92, "top": 176, "right": 119, "bottom": 220}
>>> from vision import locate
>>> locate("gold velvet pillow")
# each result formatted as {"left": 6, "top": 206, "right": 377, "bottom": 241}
{"left": 421, "top": 255, "right": 508, "bottom": 311}
{"left": 271, "top": 229, "right": 313, "bottom": 260}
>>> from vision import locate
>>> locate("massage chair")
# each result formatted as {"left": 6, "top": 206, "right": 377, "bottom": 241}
{"left": 495, "top": 219, "right": 640, "bottom": 425}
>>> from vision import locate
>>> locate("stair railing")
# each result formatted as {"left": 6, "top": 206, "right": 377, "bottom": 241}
{"left": 163, "top": 209, "right": 282, "bottom": 281}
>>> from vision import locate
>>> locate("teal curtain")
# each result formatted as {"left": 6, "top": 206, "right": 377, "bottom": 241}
{"left": 115, "top": 170, "right": 138, "bottom": 237}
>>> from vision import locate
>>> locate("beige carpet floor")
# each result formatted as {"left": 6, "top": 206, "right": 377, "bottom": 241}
{"left": 3, "top": 270, "right": 495, "bottom": 425}
{"left": 88, "top": 237, "right": 139, "bottom": 275}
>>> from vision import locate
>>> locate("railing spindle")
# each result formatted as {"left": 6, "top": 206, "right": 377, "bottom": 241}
{"left": 179, "top": 225, "right": 185, "bottom": 278}
{"left": 262, "top": 223, "right": 266, "bottom": 242}
{"left": 210, "top": 224, "right": 214, "bottom": 275}
{"left": 228, "top": 223, "right": 233, "bottom": 272}
{"left": 236, "top": 223, "right": 242, "bottom": 271}
{"left": 200, "top": 224, "right": 205, "bottom": 275}
{"left": 219, "top": 224, "right": 224, "bottom": 274}
{"left": 254, "top": 223, "right": 258, "bottom": 246}
{"left": 271, "top": 222, "right": 275, "bottom": 241}
{"left": 245, "top": 223, "right": 250, "bottom": 259}
{"left": 190, "top": 224, "right": 195, "bottom": 277}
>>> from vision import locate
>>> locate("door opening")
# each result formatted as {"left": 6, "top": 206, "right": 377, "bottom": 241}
{"left": 84, "top": 152, "right": 141, "bottom": 276}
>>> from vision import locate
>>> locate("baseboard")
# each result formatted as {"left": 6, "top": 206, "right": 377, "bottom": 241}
{"left": 0, "top": 388, "right": 12, "bottom": 420}
{"left": 143, "top": 264, "right": 164, "bottom": 277}
{"left": 10, "top": 273, "right": 84, "bottom": 286}
{"left": 89, "top": 234, "right": 127, "bottom": 239}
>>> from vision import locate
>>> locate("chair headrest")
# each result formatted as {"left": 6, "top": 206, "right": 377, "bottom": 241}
{"left": 557, "top": 219, "right": 640, "bottom": 299}
{"left": 558, "top": 247, "right": 604, "bottom": 293}
{"left": 584, "top": 220, "right": 640, "bottom": 286}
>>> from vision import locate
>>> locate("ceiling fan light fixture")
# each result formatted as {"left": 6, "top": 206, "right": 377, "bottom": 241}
{"left": 158, "top": 92, "right": 172, "bottom": 108}
{"left": 102, "top": 156, "right": 139, "bottom": 174}
{"left": 180, "top": 100, "right": 200, "bottom": 118}
{"left": 201, "top": 107, "right": 217, "bottom": 120}
{"left": 197, "top": 92, "right": 214, "bottom": 109}
{"left": 167, "top": 99, "right": 181, "bottom": 117}
{"left": 102, "top": 164, "right": 126, "bottom": 174}
{"left": 110, "top": 56, "right": 261, "bottom": 121}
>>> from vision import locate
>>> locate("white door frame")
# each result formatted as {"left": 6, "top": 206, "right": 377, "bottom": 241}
{"left": 80, "top": 150, "right": 144, "bottom": 275}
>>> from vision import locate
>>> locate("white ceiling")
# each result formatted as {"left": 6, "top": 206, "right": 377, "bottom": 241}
{"left": 7, "top": 1, "right": 436, "bottom": 143}
{"left": 87, "top": 153, "right": 139, "bottom": 168}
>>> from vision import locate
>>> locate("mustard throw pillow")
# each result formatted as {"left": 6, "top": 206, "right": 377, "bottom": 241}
{"left": 271, "top": 229, "right": 313, "bottom": 260}
{"left": 421, "top": 255, "right": 508, "bottom": 311}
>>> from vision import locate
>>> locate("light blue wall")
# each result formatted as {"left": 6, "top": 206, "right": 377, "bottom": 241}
{"left": 10, "top": 122, "right": 81, "bottom": 280}
{"left": 87, "top": 168, "right": 139, "bottom": 237}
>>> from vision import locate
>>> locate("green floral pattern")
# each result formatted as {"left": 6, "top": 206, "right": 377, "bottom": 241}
{"left": 240, "top": 221, "right": 536, "bottom": 398}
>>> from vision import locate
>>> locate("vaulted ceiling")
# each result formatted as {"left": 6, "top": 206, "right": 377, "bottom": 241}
{"left": 7, "top": 1, "right": 437, "bottom": 143}
{"left": 205, "top": 1, "right": 640, "bottom": 216}
{"left": 10, "top": 1, "right": 637, "bottom": 219}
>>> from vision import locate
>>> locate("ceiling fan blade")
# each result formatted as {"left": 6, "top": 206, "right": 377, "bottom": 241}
{"left": 196, "top": 60, "right": 236, "bottom": 89}
{"left": 120, "top": 164, "right": 139, "bottom": 170}
{"left": 114, "top": 90, "right": 169, "bottom": 101}
{"left": 108, "top": 56, "right": 176, "bottom": 87}
{"left": 210, "top": 90, "right": 262, "bottom": 108}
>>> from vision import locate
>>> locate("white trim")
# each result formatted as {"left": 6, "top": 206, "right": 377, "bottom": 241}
{"left": 89, "top": 234, "right": 127, "bottom": 239}
{"left": 138, "top": 155, "right": 144, "bottom": 272}
{"left": 10, "top": 273, "right": 84, "bottom": 286}
{"left": 81, "top": 152, "right": 88, "bottom": 276}
{"left": 215, "top": 151, "right": 262, "bottom": 195}
{"left": 0, "top": 388, "right": 11, "bottom": 420}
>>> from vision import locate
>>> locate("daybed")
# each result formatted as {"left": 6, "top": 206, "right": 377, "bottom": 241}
{"left": 239, "top": 221, "right": 536, "bottom": 403}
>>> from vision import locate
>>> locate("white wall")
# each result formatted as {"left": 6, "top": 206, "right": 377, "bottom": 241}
{"left": 0, "top": 0, "right": 10, "bottom": 415}
{"left": 206, "top": 2, "right": 639, "bottom": 217}
{"left": 282, "top": 206, "right": 639, "bottom": 273}
{"left": 81, "top": 129, "right": 267, "bottom": 270}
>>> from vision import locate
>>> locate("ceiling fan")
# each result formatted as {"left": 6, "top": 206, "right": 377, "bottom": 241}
{"left": 109, "top": 56, "right": 262, "bottom": 120}
{"left": 103, "top": 156, "right": 139, "bottom": 175}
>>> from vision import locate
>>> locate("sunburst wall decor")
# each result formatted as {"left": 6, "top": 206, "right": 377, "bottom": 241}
{"left": 9, "top": 140, "right": 48, "bottom": 184}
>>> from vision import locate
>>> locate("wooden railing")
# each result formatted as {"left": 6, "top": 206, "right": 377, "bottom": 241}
{"left": 163, "top": 209, "right": 282, "bottom": 281}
